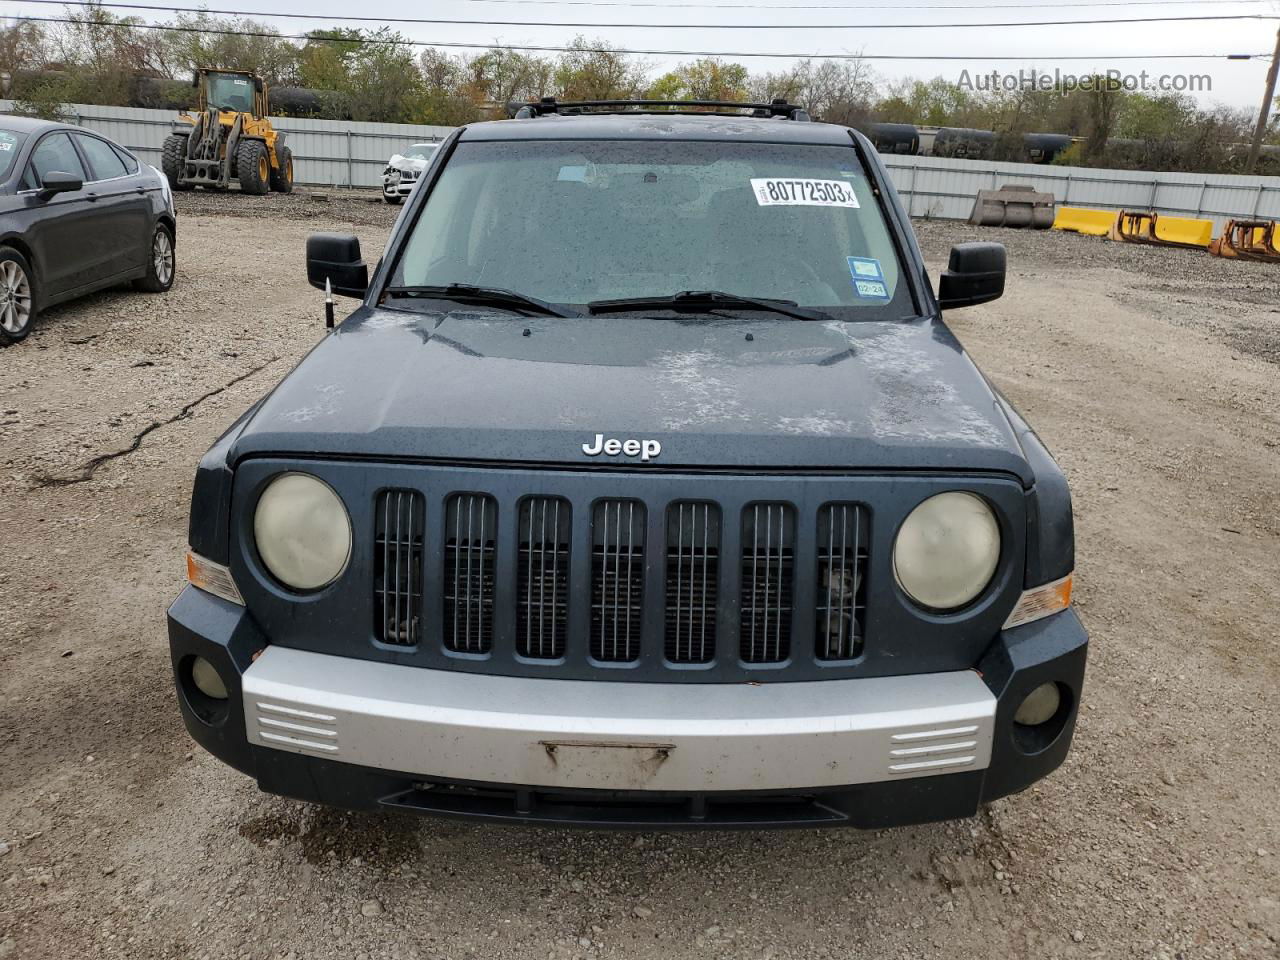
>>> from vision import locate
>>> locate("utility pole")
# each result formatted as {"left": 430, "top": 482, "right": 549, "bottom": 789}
{"left": 1246, "top": 25, "right": 1280, "bottom": 174}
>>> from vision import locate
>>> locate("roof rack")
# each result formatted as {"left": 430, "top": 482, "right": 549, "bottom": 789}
{"left": 510, "top": 97, "right": 811, "bottom": 122}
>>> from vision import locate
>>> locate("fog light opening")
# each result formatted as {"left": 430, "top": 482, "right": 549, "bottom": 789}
{"left": 1014, "top": 682, "right": 1060, "bottom": 727}
{"left": 1011, "top": 681, "right": 1072, "bottom": 755}
{"left": 191, "top": 656, "right": 228, "bottom": 700}
{"left": 180, "top": 655, "right": 232, "bottom": 726}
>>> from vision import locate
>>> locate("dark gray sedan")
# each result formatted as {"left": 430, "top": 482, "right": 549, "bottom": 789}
{"left": 0, "top": 116, "right": 176, "bottom": 345}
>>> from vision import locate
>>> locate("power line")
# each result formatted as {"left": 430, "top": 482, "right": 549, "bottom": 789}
{"left": 7, "top": 14, "right": 1269, "bottom": 62}
{"left": 1, "top": 0, "right": 1272, "bottom": 30}
{"left": 6, "top": 0, "right": 1267, "bottom": 8}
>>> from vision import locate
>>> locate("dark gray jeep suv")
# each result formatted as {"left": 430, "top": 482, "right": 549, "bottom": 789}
{"left": 168, "top": 100, "right": 1087, "bottom": 829}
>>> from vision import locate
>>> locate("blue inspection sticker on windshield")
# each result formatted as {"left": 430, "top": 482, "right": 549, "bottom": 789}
{"left": 848, "top": 257, "right": 890, "bottom": 301}
{"left": 0, "top": 132, "right": 15, "bottom": 153}
{"left": 848, "top": 256, "right": 884, "bottom": 280}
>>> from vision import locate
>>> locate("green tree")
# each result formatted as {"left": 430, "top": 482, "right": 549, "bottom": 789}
{"left": 647, "top": 58, "right": 748, "bottom": 102}
{"left": 163, "top": 13, "right": 299, "bottom": 85}
{"left": 752, "top": 57, "right": 876, "bottom": 124}
{"left": 342, "top": 29, "right": 424, "bottom": 123}
{"left": 48, "top": 5, "right": 170, "bottom": 104}
{"left": 465, "top": 48, "right": 553, "bottom": 106}
{"left": 297, "top": 28, "right": 363, "bottom": 92}
{"left": 419, "top": 48, "right": 484, "bottom": 125}
{"left": 553, "top": 37, "right": 645, "bottom": 100}
{"left": 0, "top": 20, "right": 48, "bottom": 80}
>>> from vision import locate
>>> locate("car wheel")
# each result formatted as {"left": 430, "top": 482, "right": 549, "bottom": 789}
{"left": 383, "top": 193, "right": 402, "bottom": 205}
{"left": 269, "top": 145, "right": 294, "bottom": 194}
{"left": 0, "top": 247, "right": 36, "bottom": 346}
{"left": 135, "top": 224, "right": 176, "bottom": 293}
{"left": 236, "top": 140, "right": 270, "bottom": 196}
{"left": 161, "top": 134, "right": 194, "bottom": 192}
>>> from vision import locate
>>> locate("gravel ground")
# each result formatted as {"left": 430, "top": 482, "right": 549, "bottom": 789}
{"left": 1, "top": 197, "right": 1278, "bottom": 960}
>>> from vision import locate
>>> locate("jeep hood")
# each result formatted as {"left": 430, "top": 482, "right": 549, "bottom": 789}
{"left": 230, "top": 308, "right": 1030, "bottom": 481}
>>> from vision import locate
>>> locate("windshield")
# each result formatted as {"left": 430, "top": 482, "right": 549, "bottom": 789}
{"left": 206, "top": 73, "right": 255, "bottom": 113}
{"left": 0, "top": 129, "right": 26, "bottom": 180}
{"left": 404, "top": 143, "right": 437, "bottom": 160}
{"left": 389, "top": 139, "right": 910, "bottom": 318}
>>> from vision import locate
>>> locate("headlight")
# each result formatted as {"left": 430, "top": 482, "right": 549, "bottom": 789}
{"left": 253, "top": 473, "right": 351, "bottom": 591}
{"left": 893, "top": 491, "right": 1000, "bottom": 611}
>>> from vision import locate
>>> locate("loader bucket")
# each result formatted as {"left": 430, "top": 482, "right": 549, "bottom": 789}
{"left": 968, "top": 184, "right": 1056, "bottom": 229}
{"left": 1109, "top": 210, "right": 1156, "bottom": 243}
{"left": 1208, "top": 220, "right": 1280, "bottom": 263}
{"left": 1052, "top": 207, "right": 1117, "bottom": 236}
{"left": 1110, "top": 210, "right": 1213, "bottom": 250}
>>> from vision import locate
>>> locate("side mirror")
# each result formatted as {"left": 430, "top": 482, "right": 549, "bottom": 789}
{"left": 937, "top": 242, "right": 1005, "bottom": 310}
{"left": 192, "top": 71, "right": 200, "bottom": 88}
{"left": 307, "top": 233, "right": 368, "bottom": 298}
{"left": 37, "top": 170, "right": 83, "bottom": 200}
{"left": 254, "top": 77, "right": 264, "bottom": 93}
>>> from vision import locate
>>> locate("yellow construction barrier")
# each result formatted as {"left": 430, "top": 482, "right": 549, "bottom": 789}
{"left": 1052, "top": 206, "right": 1117, "bottom": 236}
{"left": 1110, "top": 210, "right": 1214, "bottom": 250}
{"left": 1152, "top": 215, "right": 1214, "bottom": 249}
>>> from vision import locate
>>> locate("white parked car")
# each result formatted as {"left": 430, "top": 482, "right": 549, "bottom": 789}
{"left": 381, "top": 142, "right": 439, "bottom": 204}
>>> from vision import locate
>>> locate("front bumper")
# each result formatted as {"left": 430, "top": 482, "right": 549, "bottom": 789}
{"left": 381, "top": 171, "right": 416, "bottom": 198}
{"left": 167, "top": 586, "right": 1087, "bottom": 828}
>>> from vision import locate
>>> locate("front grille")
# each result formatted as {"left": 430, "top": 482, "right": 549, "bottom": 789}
{"left": 664, "top": 502, "right": 719, "bottom": 664}
{"left": 590, "top": 499, "right": 645, "bottom": 663}
{"left": 443, "top": 493, "right": 497, "bottom": 654}
{"left": 816, "top": 503, "right": 868, "bottom": 660}
{"left": 740, "top": 503, "right": 795, "bottom": 664}
{"left": 517, "top": 497, "right": 570, "bottom": 659}
{"left": 374, "top": 489, "right": 424, "bottom": 645}
{"left": 363, "top": 483, "right": 894, "bottom": 677}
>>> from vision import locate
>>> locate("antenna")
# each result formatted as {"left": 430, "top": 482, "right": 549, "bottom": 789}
{"left": 324, "top": 277, "right": 335, "bottom": 330}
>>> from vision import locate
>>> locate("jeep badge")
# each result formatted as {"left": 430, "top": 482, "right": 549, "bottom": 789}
{"left": 581, "top": 434, "right": 661, "bottom": 461}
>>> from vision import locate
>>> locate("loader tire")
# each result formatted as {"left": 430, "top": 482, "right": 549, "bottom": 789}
{"left": 161, "top": 135, "right": 193, "bottom": 191}
{"left": 269, "top": 145, "right": 294, "bottom": 194}
{"left": 236, "top": 140, "right": 270, "bottom": 196}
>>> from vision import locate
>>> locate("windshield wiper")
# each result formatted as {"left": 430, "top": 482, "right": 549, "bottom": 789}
{"left": 587, "top": 290, "right": 833, "bottom": 322}
{"left": 384, "top": 284, "right": 580, "bottom": 318}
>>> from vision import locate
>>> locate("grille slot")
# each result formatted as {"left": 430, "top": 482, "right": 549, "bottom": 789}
{"left": 816, "top": 503, "right": 868, "bottom": 660}
{"left": 664, "top": 502, "right": 719, "bottom": 664}
{"left": 740, "top": 503, "right": 795, "bottom": 664}
{"left": 443, "top": 493, "right": 497, "bottom": 654}
{"left": 374, "top": 489, "right": 424, "bottom": 646}
{"left": 517, "top": 497, "right": 571, "bottom": 660}
{"left": 590, "top": 499, "right": 645, "bottom": 663}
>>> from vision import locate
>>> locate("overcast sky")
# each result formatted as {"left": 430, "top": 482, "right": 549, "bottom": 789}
{"left": 4, "top": 0, "right": 1278, "bottom": 111}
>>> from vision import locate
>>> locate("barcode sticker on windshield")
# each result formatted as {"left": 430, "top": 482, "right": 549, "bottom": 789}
{"left": 750, "top": 178, "right": 859, "bottom": 208}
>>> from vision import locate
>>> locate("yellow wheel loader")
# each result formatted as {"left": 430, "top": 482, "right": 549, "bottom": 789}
{"left": 161, "top": 69, "right": 293, "bottom": 195}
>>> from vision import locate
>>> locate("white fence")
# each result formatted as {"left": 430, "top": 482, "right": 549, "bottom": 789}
{"left": 4, "top": 100, "right": 1280, "bottom": 226}
{"left": 881, "top": 153, "right": 1280, "bottom": 232}
{"left": 0, "top": 100, "right": 453, "bottom": 188}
